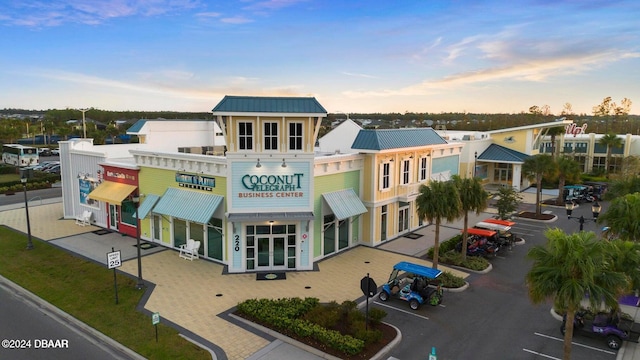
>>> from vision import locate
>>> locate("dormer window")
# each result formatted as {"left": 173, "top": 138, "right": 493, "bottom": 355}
{"left": 289, "top": 122, "right": 303, "bottom": 151}
{"left": 238, "top": 122, "right": 253, "bottom": 150}
{"left": 264, "top": 122, "right": 278, "bottom": 151}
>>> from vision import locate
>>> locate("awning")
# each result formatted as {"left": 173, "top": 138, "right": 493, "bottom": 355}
{"left": 87, "top": 181, "right": 137, "bottom": 206}
{"left": 136, "top": 194, "right": 160, "bottom": 219}
{"left": 227, "top": 212, "right": 315, "bottom": 222}
{"left": 152, "top": 188, "right": 224, "bottom": 224}
{"left": 322, "top": 189, "right": 367, "bottom": 220}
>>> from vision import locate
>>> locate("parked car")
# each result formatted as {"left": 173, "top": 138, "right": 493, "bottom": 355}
{"left": 33, "top": 161, "right": 60, "bottom": 171}
{"left": 45, "top": 164, "right": 61, "bottom": 174}
{"left": 378, "top": 261, "right": 443, "bottom": 310}
{"left": 50, "top": 148, "right": 60, "bottom": 156}
{"left": 37, "top": 148, "right": 51, "bottom": 156}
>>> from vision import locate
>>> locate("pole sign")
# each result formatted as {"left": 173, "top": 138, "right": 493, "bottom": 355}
{"left": 152, "top": 312, "right": 160, "bottom": 325}
{"left": 107, "top": 250, "right": 122, "bottom": 269}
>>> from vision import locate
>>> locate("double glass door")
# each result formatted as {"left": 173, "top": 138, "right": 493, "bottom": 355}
{"left": 257, "top": 236, "right": 285, "bottom": 269}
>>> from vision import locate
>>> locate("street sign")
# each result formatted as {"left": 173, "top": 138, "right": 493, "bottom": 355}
{"left": 107, "top": 250, "right": 121, "bottom": 269}
{"left": 152, "top": 312, "right": 160, "bottom": 325}
{"left": 360, "top": 275, "right": 377, "bottom": 298}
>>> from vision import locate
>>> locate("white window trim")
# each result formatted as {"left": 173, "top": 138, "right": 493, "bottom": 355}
{"left": 263, "top": 121, "right": 279, "bottom": 152}
{"left": 400, "top": 159, "right": 412, "bottom": 185}
{"left": 419, "top": 157, "right": 429, "bottom": 182}
{"left": 288, "top": 121, "right": 304, "bottom": 152}
{"left": 379, "top": 162, "right": 393, "bottom": 191}
{"left": 237, "top": 121, "right": 255, "bottom": 152}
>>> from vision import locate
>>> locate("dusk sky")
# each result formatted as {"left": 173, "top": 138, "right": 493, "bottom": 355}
{"left": 1, "top": 0, "right": 639, "bottom": 115}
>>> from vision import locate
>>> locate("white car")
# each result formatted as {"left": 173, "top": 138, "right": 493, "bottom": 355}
{"left": 50, "top": 148, "right": 60, "bottom": 156}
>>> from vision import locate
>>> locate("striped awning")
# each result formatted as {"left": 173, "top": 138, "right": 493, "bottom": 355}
{"left": 87, "top": 181, "right": 137, "bottom": 206}
{"left": 152, "top": 188, "right": 223, "bottom": 224}
{"left": 322, "top": 189, "right": 367, "bottom": 220}
{"left": 136, "top": 194, "right": 160, "bottom": 219}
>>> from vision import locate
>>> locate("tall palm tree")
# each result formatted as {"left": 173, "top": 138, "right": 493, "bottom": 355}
{"left": 527, "top": 229, "right": 628, "bottom": 360}
{"left": 597, "top": 193, "right": 640, "bottom": 241}
{"left": 416, "top": 180, "right": 461, "bottom": 269}
{"left": 555, "top": 156, "right": 581, "bottom": 205}
{"left": 598, "top": 133, "right": 623, "bottom": 173}
{"left": 547, "top": 126, "right": 566, "bottom": 159}
{"left": 452, "top": 175, "right": 489, "bottom": 260}
{"left": 522, "top": 154, "right": 557, "bottom": 216}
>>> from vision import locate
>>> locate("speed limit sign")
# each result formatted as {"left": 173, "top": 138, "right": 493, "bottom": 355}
{"left": 107, "top": 250, "right": 122, "bottom": 269}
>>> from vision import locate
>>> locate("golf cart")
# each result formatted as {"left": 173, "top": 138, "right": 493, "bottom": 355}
{"left": 562, "top": 309, "right": 640, "bottom": 350}
{"left": 378, "top": 261, "right": 443, "bottom": 310}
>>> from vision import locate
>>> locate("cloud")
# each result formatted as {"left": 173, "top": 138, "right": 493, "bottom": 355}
{"left": 220, "top": 16, "right": 253, "bottom": 24}
{"left": 341, "top": 71, "right": 377, "bottom": 79}
{"left": 242, "top": 0, "right": 308, "bottom": 12}
{"left": 0, "top": 0, "right": 201, "bottom": 27}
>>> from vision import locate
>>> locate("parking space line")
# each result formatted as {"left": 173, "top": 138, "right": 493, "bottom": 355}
{"left": 523, "top": 348, "right": 561, "bottom": 359}
{"left": 534, "top": 332, "right": 616, "bottom": 354}
{"left": 373, "top": 301, "right": 430, "bottom": 320}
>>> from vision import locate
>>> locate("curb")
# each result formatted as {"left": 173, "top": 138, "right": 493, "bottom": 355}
{"left": 0, "top": 275, "right": 145, "bottom": 360}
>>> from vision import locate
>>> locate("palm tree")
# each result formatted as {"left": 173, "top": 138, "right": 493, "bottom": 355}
{"left": 527, "top": 229, "right": 628, "bottom": 360}
{"left": 522, "top": 154, "right": 557, "bottom": 216}
{"left": 547, "top": 126, "right": 566, "bottom": 159}
{"left": 555, "top": 156, "right": 581, "bottom": 205}
{"left": 416, "top": 180, "right": 461, "bottom": 269}
{"left": 452, "top": 175, "right": 488, "bottom": 260}
{"left": 599, "top": 133, "right": 623, "bottom": 174}
{"left": 597, "top": 193, "right": 640, "bottom": 241}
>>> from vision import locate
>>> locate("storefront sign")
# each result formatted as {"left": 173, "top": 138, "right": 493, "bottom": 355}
{"left": 175, "top": 172, "right": 215, "bottom": 191}
{"left": 106, "top": 170, "right": 136, "bottom": 181}
{"left": 565, "top": 123, "right": 588, "bottom": 137}
{"left": 231, "top": 161, "right": 310, "bottom": 210}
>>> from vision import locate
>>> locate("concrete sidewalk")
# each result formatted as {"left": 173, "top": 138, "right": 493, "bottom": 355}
{"left": 1, "top": 190, "right": 636, "bottom": 360}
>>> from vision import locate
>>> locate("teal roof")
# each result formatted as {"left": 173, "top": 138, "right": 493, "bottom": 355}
{"left": 351, "top": 128, "right": 447, "bottom": 151}
{"left": 212, "top": 96, "right": 327, "bottom": 114}
{"left": 136, "top": 194, "right": 160, "bottom": 219}
{"left": 322, "top": 189, "right": 367, "bottom": 220}
{"left": 153, "top": 188, "right": 223, "bottom": 224}
{"left": 478, "top": 144, "right": 530, "bottom": 163}
{"left": 127, "top": 119, "right": 147, "bottom": 133}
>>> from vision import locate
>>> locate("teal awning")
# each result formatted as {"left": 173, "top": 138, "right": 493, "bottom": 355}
{"left": 322, "top": 189, "right": 367, "bottom": 220}
{"left": 153, "top": 188, "right": 224, "bottom": 224}
{"left": 137, "top": 194, "right": 160, "bottom": 219}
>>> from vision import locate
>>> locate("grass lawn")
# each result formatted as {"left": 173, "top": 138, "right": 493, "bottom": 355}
{"left": 0, "top": 173, "right": 20, "bottom": 182}
{"left": 0, "top": 227, "right": 211, "bottom": 360}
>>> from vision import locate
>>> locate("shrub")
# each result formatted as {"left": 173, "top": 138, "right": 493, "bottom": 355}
{"left": 439, "top": 250, "right": 490, "bottom": 271}
{"left": 351, "top": 321, "right": 383, "bottom": 345}
{"left": 427, "top": 235, "right": 461, "bottom": 259}
{"left": 438, "top": 271, "right": 466, "bottom": 288}
{"left": 367, "top": 307, "right": 387, "bottom": 325}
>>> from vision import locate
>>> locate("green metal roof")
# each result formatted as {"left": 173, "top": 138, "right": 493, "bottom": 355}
{"left": 136, "top": 194, "right": 160, "bottom": 219}
{"left": 152, "top": 188, "right": 223, "bottom": 224}
{"left": 351, "top": 128, "right": 447, "bottom": 151}
{"left": 478, "top": 144, "right": 530, "bottom": 163}
{"left": 322, "top": 189, "right": 367, "bottom": 220}
{"left": 212, "top": 96, "right": 327, "bottom": 114}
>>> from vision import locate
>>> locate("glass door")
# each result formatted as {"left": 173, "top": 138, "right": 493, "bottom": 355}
{"left": 109, "top": 204, "right": 119, "bottom": 230}
{"left": 273, "top": 237, "right": 285, "bottom": 267}
{"left": 257, "top": 237, "right": 270, "bottom": 268}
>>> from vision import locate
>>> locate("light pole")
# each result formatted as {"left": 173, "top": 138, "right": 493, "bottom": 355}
{"left": 79, "top": 108, "right": 89, "bottom": 138}
{"left": 474, "top": 151, "right": 477, "bottom": 178}
{"left": 566, "top": 201, "right": 601, "bottom": 231}
{"left": 20, "top": 177, "right": 33, "bottom": 250}
{"left": 132, "top": 194, "right": 144, "bottom": 289}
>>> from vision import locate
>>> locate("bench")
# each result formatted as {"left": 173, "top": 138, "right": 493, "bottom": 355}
{"left": 179, "top": 239, "right": 201, "bottom": 261}
{"left": 75, "top": 210, "right": 92, "bottom": 226}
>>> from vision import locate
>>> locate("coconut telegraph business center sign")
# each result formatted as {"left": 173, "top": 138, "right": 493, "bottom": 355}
{"left": 232, "top": 162, "right": 310, "bottom": 209}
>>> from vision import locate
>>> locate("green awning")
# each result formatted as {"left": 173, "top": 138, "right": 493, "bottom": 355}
{"left": 152, "top": 188, "right": 224, "bottom": 224}
{"left": 322, "top": 189, "right": 367, "bottom": 220}
{"left": 136, "top": 194, "right": 160, "bottom": 219}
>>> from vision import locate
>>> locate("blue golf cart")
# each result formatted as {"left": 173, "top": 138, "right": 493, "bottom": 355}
{"left": 378, "top": 261, "right": 443, "bottom": 310}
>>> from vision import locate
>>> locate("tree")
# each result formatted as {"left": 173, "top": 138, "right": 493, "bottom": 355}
{"left": 452, "top": 175, "right": 489, "bottom": 260}
{"left": 495, "top": 186, "right": 522, "bottom": 220}
{"left": 603, "top": 176, "right": 640, "bottom": 200}
{"left": 598, "top": 133, "right": 623, "bottom": 174}
{"left": 547, "top": 126, "right": 565, "bottom": 159}
{"left": 555, "top": 156, "right": 581, "bottom": 205}
{"left": 527, "top": 229, "right": 628, "bottom": 360}
{"left": 597, "top": 193, "right": 640, "bottom": 241}
{"left": 522, "top": 154, "right": 557, "bottom": 216}
{"left": 416, "top": 180, "right": 460, "bottom": 269}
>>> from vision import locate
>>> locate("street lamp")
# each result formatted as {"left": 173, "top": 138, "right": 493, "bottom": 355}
{"left": 474, "top": 151, "right": 478, "bottom": 177}
{"left": 566, "top": 201, "right": 602, "bottom": 231}
{"left": 20, "top": 177, "right": 34, "bottom": 250}
{"left": 132, "top": 194, "right": 144, "bottom": 289}
{"left": 79, "top": 108, "right": 89, "bottom": 138}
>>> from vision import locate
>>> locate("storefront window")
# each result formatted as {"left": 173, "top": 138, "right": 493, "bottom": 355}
{"left": 174, "top": 219, "right": 187, "bottom": 248}
{"left": 207, "top": 222, "right": 223, "bottom": 261}
{"left": 338, "top": 219, "right": 349, "bottom": 250}
{"left": 380, "top": 205, "right": 387, "bottom": 241}
{"left": 324, "top": 214, "right": 336, "bottom": 255}
{"left": 190, "top": 222, "right": 204, "bottom": 256}
{"left": 120, "top": 200, "right": 136, "bottom": 226}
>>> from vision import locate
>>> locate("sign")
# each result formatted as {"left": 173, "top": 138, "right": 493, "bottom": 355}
{"left": 360, "top": 275, "right": 377, "bottom": 298}
{"left": 175, "top": 172, "right": 215, "bottom": 191}
{"left": 565, "top": 123, "right": 588, "bottom": 137}
{"left": 152, "top": 312, "right": 160, "bottom": 325}
{"left": 106, "top": 250, "right": 121, "bottom": 269}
